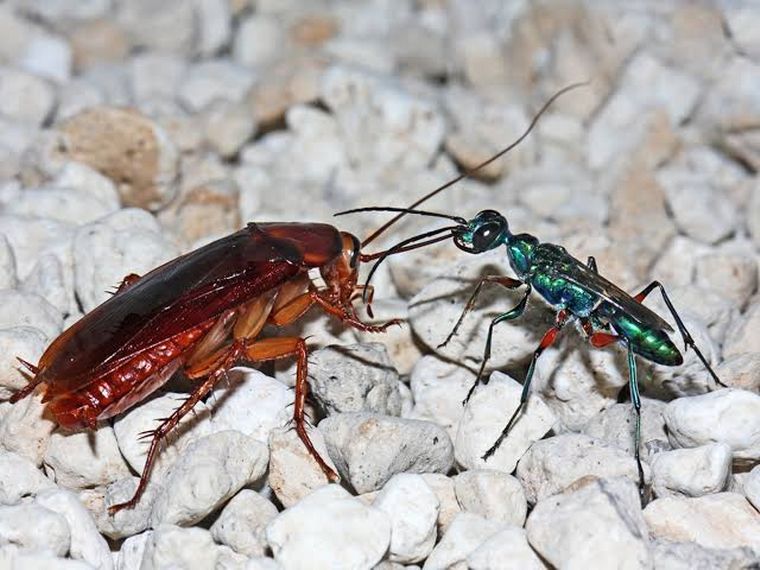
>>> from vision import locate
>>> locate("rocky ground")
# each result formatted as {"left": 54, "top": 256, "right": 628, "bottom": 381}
{"left": 0, "top": 1, "right": 759, "bottom": 569}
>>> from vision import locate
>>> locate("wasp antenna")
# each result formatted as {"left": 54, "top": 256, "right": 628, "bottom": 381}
{"left": 359, "top": 81, "right": 589, "bottom": 248}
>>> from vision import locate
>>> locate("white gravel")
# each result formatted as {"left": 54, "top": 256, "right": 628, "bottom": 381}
{"left": 0, "top": 1, "right": 758, "bottom": 568}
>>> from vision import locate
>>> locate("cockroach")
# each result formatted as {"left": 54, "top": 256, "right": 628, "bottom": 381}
{"left": 11, "top": 222, "right": 400, "bottom": 513}
{"left": 337, "top": 83, "right": 725, "bottom": 499}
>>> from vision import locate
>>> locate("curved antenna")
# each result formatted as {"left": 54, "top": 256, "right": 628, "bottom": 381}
{"left": 360, "top": 81, "right": 589, "bottom": 248}
{"left": 336, "top": 206, "right": 467, "bottom": 226}
{"left": 360, "top": 225, "right": 458, "bottom": 300}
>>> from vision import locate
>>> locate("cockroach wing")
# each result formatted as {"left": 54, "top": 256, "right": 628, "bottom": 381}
{"left": 39, "top": 224, "right": 320, "bottom": 391}
{"left": 539, "top": 243, "right": 674, "bottom": 332}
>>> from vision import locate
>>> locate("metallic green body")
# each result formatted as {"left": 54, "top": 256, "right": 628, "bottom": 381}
{"left": 452, "top": 210, "right": 683, "bottom": 367}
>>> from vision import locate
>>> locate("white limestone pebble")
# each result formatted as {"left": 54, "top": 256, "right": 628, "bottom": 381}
{"left": 7, "top": 186, "right": 117, "bottom": 226}
{"left": 266, "top": 484, "right": 390, "bottom": 570}
{"left": 97, "top": 477, "right": 156, "bottom": 539}
{"left": 408, "top": 253, "right": 548, "bottom": 372}
{"left": 0, "top": 215, "right": 75, "bottom": 280}
{"left": 44, "top": 425, "right": 131, "bottom": 489}
{"left": 141, "top": 525, "right": 219, "bottom": 570}
{"left": 204, "top": 100, "right": 256, "bottom": 158}
{"left": 533, "top": 332, "right": 628, "bottom": 431}
{"left": 526, "top": 477, "right": 651, "bottom": 569}
{"left": 0, "top": 450, "right": 53, "bottom": 504}
{"left": 0, "top": 326, "right": 48, "bottom": 400}
{"left": 320, "top": 64, "right": 445, "bottom": 173}
{"left": 0, "top": 234, "right": 16, "bottom": 289}
{"left": 453, "top": 469, "right": 527, "bottom": 526}
{"left": 72, "top": 208, "right": 179, "bottom": 312}
{"left": 113, "top": 391, "right": 213, "bottom": 476}
{"left": 320, "top": 412, "right": 454, "bottom": 494}
{"left": 35, "top": 488, "right": 113, "bottom": 570}
{"left": 0, "top": 545, "right": 95, "bottom": 570}
{"left": 664, "top": 389, "right": 760, "bottom": 463}
{"left": 115, "top": 531, "right": 151, "bottom": 570}
{"left": 0, "top": 503, "right": 70, "bottom": 556}
{"left": 20, "top": 253, "right": 73, "bottom": 316}
{"left": 0, "top": 67, "right": 55, "bottom": 125}
{"left": 210, "top": 489, "right": 278, "bottom": 558}
{"left": 420, "top": 473, "right": 461, "bottom": 535}
{"left": 351, "top": 299, "right": 422, "bottom": 376}
{"left": 650, "top": 443, "right": 732, "bottom": 498}
{"left": 0, "top": 289, "right": 62, "bottom": 340}
{"left": 207, "top": 368, "right": 292, "bottom": 443}
{"left": 516, "top": 433, "right": 647, "bottom": 504}
{"left": 715, "top": 353, "right": 760, "bottom": 392}
{"left": 373, "top": 473, "right": 440, "bottom": 564}
{"left": 745, "top": 465, "right": 760, "bottom": 511}
{"left": 0, "top": 393, "right": 56, "bottom": 466}
{"left": 643, "top": 492, "right": 760, "bottom": 552}
{"left": 267, "top": 427, "right": 333, "bottom": 508}
{"left": 583, "top": 399, "right": 671, "bottom": 459}
{"left": 149, "top": 430, "right": 269, "bottom": 527}
{"left": 467, "top": 526, "right": 546, "bottom": 570}
{"left": 178, "top": 60, "right": 254, "bottom": 112}
{"left": 455, "top": 372, "right": 556, "bottom": 474}
{"left": 652, "top": 539, "right": 760, "bottom": 570}
{"left": 308, "top": 343, "right": 403, "bottom": 416}
{"left": 423, "top": 512, "right": 506, "bottom": 570}
{"left": 408, "top": 356, "right": 474, "bottom": 438}
{"left": 723, "top": 302, "right": 760, "bottom": 358}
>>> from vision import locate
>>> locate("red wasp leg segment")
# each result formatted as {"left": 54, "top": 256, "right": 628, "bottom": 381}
{"left": 438, "top": 275, "right": 525, "bottom": 350}
{"left": 482, "top": 310, "right": 569, "bottom": 461}
{"left": 243, "top": 337, "right": 338, "bottom": 481}
{"left": 589, "top": 331, "right": 620, "bottom": 348}
{"left": 633, "top": 280, "right": 725, "bottom": 387}
{"left": 107, "top": 344, "right": 243, "bottom": 514}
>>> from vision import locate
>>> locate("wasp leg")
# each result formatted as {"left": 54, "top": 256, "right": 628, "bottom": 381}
{"left": 582, "top": 319, "right": 648, "bottom": 504}
{"left": 464, "top": 284, "right": 532, "bottom": 405}
{"left": 586, "top": 256, "right": 598, "bottom": 273}
{"left": 438, "top": 275, "right": 524, "bottom": 350}
{"left": 482, "top": 309, "right": 568, "bottom": 460}
{"left": 242, "top": 337, "right": 337, "bottom": 482}
{"left": 634, "top": 281, "right": 725, "bottom": 387}
{"left": 625, "top": 339, "right": 648, "bottom": 505}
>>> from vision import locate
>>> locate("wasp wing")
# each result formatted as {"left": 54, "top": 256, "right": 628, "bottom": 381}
{"left": 540, "top": 244, "right": 674, "bottom": 333}
{"left": 40, "top": 224, "right": 309, "bottom": 391}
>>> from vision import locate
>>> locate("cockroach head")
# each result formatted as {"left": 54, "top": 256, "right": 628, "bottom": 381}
{"left": 452, "top": 210, "right": 509, "bottom": 254}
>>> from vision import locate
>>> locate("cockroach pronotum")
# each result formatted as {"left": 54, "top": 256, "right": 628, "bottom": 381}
{"left": 338, "top": 83, "right": 725, "bottom": 500}
{"left": 11, "top": 222, "right": 402, "bottom": 513}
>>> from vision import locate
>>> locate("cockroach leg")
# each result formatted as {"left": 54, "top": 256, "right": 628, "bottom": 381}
{"left": 243, "top": 336, "right": 338, "bottom": 481}
{"left": 108, "top": 369, "right": 231, "bottom": 514}
{"left": 310, "top": 294, "right": 401, "bottom": 333}
{"left": 9, "top": 359, "right": 44, "bottom": 403}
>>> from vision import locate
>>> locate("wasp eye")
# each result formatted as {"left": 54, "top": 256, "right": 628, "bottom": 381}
{"left": 471, "top": 223, "right": 499, "bottom": 251}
